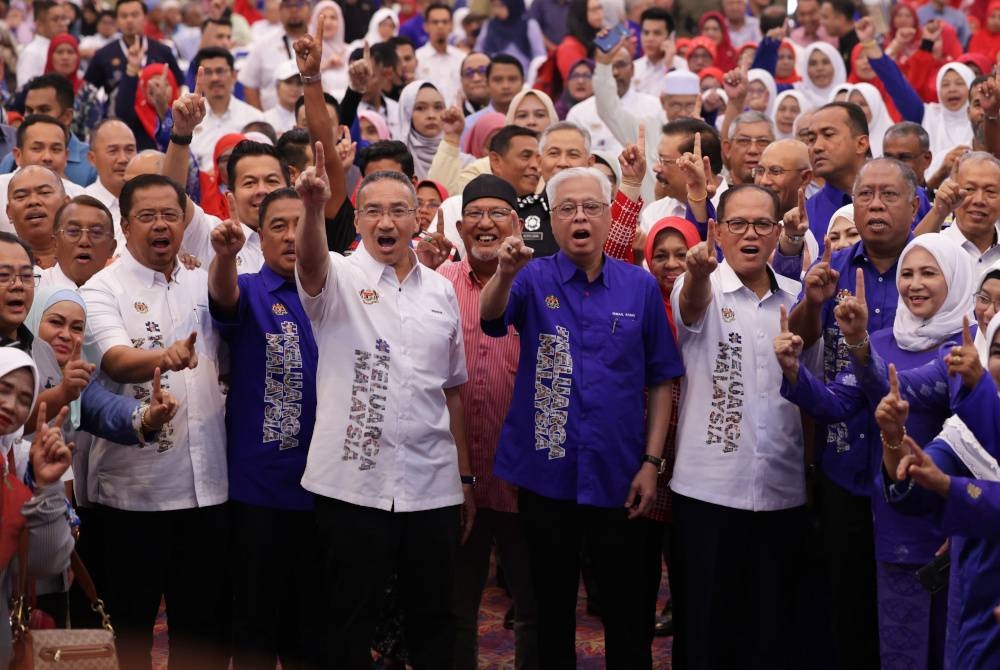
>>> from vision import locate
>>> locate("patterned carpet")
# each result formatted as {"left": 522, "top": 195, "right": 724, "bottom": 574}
{"left": 152, "top": 572, "right": 674, "bottom": 669}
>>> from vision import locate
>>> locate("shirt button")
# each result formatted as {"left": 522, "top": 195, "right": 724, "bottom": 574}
{"left": 874, "top": 308, "right": 881, "bottom": 314}
{"left": 878, "top": 277, "right": 883, "bottom": 283}
{"left": 859, "top": 433, "right": 865, "bottom": 439}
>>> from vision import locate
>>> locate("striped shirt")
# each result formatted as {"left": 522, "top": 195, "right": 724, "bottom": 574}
{"left": 438, "top": 259, "right": 520, "bottom": 513}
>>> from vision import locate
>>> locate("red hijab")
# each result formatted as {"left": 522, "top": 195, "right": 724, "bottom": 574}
{"left": 848, "top": 43, "right": 902, "bottom": 122}
{"left": 775, "top": 40, "right": 800, "bottom": 85}
{"left": 969, "top": 0, "right": 1000, "bottom": 63}
{"left": 134, "top": 63, "right": 179, "bottom": 143}
{"left": 686, "top": 36, "right": 717, "bottom": 70}
{"left": 958, "top": 52, "right": 994, "bottom": 76}
{"left": 43, "top": 34, "right": 81, "bottom": 93}
{"left": 698, "top": 12, "right": 738, "bottom": 72}
{"left": 645, "top": 217, "right": 701, "bottom": 336}
{"left": 698, "top": 66, "right": 725, "bottom": 85}
{"left": 199, "top": 134, "right": 247, "bottom": 220}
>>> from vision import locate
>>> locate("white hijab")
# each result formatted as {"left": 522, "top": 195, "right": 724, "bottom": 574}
{"left": 774, "top": 89, "right": 807, "bottom": 140}
{"left": 0, "top": 348, "right": 38, "bottom": 465}
{"left": 794, "top": 42, "right": 847, "bottom": 110}
{"left": 850, "top": 82, "right": 892, "bottom": 157}
{"left": 362, "top": 8, "right": 398, "bottom": 46}
{"left": 974, "top": 260, "right": 1000, "bottom": 362}
{"left": 827, "top": 203, "right": 854, "bottom": 233}
{"left": 747, "top": 68, "right": 777, "bottom": 117}
{"left": 893, "top": 233, "right": 974, "bottom": 352}
{"left": 398, "top": 80, "right": 444, "bottom": 179}
{"left": 923, "top": 62, "right": 975, "bottom": 180}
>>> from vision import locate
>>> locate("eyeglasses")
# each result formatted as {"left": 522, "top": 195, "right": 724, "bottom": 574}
{"left": 568, "top": 71, "right": 593, "bottom": 81}
{"left": 131, "top": 209, "right": 184, "bottom": 224}
{"left": 463, "top": 207, "right": 513, "bottom": 223}
{"left": 201, "top": 66, "right": 232, "bottom": 79}
{"left": 854, "top": 188, "right": 902, "bottom": 205}
{"left": 358, "top": 205, "right": 417, "bottom": 222}
{"left": 60, "top": 225, "right": 111, "bottom": 242}
{"left": 750, "top": 165, "right": 807, "bottom": 179}
{"left": 0, "top": 271, "right": 40, "bottom": 287}
{"left": 665, "top": 101, "right": 697, "bottom": 114}
{"left": 721, "top": 218, "right": 779, "bottom": 235}
{"left": 732, "top": 136, "right": 772, "bottom": 150}
{"left": 552, "top": 201, "right": 607, "bottom": 221}
{"left": 462, "top": 65, "right": 488, "bottom": 78}
{"left": 975, "top": 292, "right": 1000, "bottom": 312}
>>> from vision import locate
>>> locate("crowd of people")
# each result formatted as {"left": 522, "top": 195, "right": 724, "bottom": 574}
{"left": 0, "top": 0, "right": 1000, "bottom": 668}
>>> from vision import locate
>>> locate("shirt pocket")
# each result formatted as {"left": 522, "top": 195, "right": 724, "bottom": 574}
{"left": 601, "top": 313, "right": 641, "bottom": 367}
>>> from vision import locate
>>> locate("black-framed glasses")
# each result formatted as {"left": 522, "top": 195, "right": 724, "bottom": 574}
{"left": 721, "top": 218, "right": 779, "bottom": 235}
{"left": 854, "top": 188, "right": 902, "bottom": 205}
{"left": 0, "top": 271, "right": 40, "bottom": 287}
{"left": 131, "top": 209, "right": 183, "bottom": 224}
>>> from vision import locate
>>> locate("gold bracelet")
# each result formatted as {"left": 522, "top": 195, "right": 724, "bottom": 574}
{"left": 881, "top": 427, "right": 906, "bottom": 451}
{"left": 860, "top": 40, "right": 878, "bottom": 49}
{"left": 688, "top": 193, "right": 707, "bottom": 203}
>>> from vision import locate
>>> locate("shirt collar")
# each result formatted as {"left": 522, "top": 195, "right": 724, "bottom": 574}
{"left": 851, "top": 233, "right": 914, "bottom": 270}
{"left": 351, "top": 243, "right": 422, "bottom": 287}
{"left": 819, "top": 182, "right": 851, "bottom": 205}
{"left": 555, "top": 250, "right": 610, "bottom": 287}
{"left": 260, "top": 263, "right": 293, "bottom": 292}
{"left": 119, "top": 247, "right": 180, "bottom": 288}
{"left": 717, "top": 259, "right": 793, "bottom": 297}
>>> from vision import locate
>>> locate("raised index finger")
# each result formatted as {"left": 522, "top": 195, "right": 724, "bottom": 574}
{"left": 186, "top": 331, "right": 198, "bottom": 349}
{"left": 821, "top": 236, "right": 832, "bottom": 264}
{"left": 963, "top": 315, "right": 974, "bottom": 346}
{"left": 888, "top": 363, "right": 900, "bottom": 398}
{"left": 637, "top": 123, "right": 646, "bottom": 152}
{"left": 194, "top": 66, "right": 205, "bottom": 97}
{"left": 693, "top": 131, "right": 702, "bottom": 158}
{"left": 363, "top": 40, "right": 371, "bottom": 63}
{"left": 779, "top": 304, "right": 789, "bottom": 332}
{"left": 36, "top": 401, "right": 47, "bottom": 435}
{"left": 855, "top": 267, "right": 866, "bottom": 302}
{"left": 435, "top": 209, "right": 444, "bottom": 235}
{"left": 314, "top": 8, "right": 325, "bottom": 42}
{"left": 314, "top": 141, "right": 327, "bottom": 180}
{"left": 152, "top": 367, "right": 162, "bottom": 401}
{"left": 706, "top": 218, "right": 716, "bottom": 250}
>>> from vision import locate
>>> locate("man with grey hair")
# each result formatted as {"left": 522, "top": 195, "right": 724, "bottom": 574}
{"left": 882, "top": 122, "right": 935, "bottom": 226}
{"left": 480, "top": 165, "right": 683, "bottom": 669}
{"left": 723, "top": 110, "right": 775, "bottom": 186}
{"left": 936, "top": 151, "right": 1000, "bottom": 269}
{"left": 296, "top": 164, "right": 476, "bottom": 669}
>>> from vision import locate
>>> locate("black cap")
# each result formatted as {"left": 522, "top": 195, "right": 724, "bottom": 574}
{"left": 462, "top": 174, "right": 518, "bottom": 211}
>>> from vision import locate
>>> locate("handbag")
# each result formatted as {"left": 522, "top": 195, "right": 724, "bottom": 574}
{"left": 9, "top": 532, "right": 119, "bottom": 669}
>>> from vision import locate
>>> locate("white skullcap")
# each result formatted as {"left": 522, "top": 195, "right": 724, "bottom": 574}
{"left": 663, "top": 70, "right": 700, "bottom": 96}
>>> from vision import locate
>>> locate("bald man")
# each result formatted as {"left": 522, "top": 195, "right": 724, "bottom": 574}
{"left": 6, "top": 165, "right": 69, "bottom": 268}
{"left": 754, "top": 139, "right": 815, "bottom": 260}
{"left": 85, "top": 120, "right": 138, "bottom": 240}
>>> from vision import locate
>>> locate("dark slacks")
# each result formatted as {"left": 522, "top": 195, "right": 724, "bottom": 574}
{"left": 671, "top": 493, "right": 806, "bottom": 670}
{"left": 314, "top": 495, "right": 459, "bottom": 670}
{"left": 230, "top": 500, "right": 325, "bottom": 670}
{"left": 91, "top": 503, "right": 231, "bottom": 669}
{"left": 517, "top": 488, "right": 660, "bottom": 670}
{"left": 818, "top": 475, "right": 880, "bottom": 669}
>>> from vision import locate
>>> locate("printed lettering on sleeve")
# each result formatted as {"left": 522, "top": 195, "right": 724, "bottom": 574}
{"left": 534, "top": 326, "right": 572, "bottom": 460}
{"left": 262, "top": 320, "right": 304, "bottom": 450}
{"left": 708, "top": 331, "right": 744, "bottom": 453}
{"left": 343, "top": 338, "right": 390, "bottom": 471}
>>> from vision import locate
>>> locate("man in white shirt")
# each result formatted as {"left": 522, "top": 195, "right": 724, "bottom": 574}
{"left": 414, "top": 3, "right": 465, "bottom": 106}
{"left": 568, "top": 42, "right": 659, "bottom": 158}
{"left": 190, "top": 47, "right": 265, "bottom": 173}
{"left": 238, "top": 0, "right": 311, "bottom": 111}
{"left": 631, "top": 7, "right": 687, "bottom": 97}
{"left": 261, "top": 60, "right": 302, "bottom": 136}
{"left": 80, "top": 173, "right": 229, "bottom": 669}
{"left": 0, "top": 117, "right": 85, "bottom": 236}
{"left": 722, "top": 0, "right": 762, "bottom": 48}
{"left": 39, "top": 195, "right": 118, "bottom": 289}
{"left": 296, "top": 164, "right": 475, "bottom": 668}
{"left": 669, "top": 183, "right": 811, "bottom": 668}
{"left": 941, "top": 152, "right": 1000, "bottom": 270}
{"left": 15, "top": 0, "right": 70, "bottom": 88}
{"left": 84, "top": 120, "right": 138, "bottom": 244}
{"left": 6, "top": 166, "right": 69, "bottom": 270}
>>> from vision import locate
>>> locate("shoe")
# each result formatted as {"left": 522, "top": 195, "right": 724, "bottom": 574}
{"left": 504, "top": 606, "right": 515, "bottom": 630}
{"left": 654, "top": 612, "right": 673, "bottom": 637}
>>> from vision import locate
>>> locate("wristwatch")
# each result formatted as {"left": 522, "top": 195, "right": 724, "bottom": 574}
{"left": 460, "top": 475, "right": 477, "bottom": 488}
{"left": 642, "top": 454, "right": 667, "bottom": 475}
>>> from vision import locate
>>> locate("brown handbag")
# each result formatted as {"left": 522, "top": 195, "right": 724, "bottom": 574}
{"left": 9, "top": 538, "right": 119, "bottom": 669}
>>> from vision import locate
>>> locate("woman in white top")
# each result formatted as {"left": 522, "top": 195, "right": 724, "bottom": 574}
{"left": 309, "top": 1, "right": 349, "bottom": 100}
{"left": 849, "top": 82, "right": 893, "bottom": 157}
{"left": 794, "top": 41, "right": 847, "bottom": 110}
{"left": 922, "top": 62, "right": 975, "bottom": 180}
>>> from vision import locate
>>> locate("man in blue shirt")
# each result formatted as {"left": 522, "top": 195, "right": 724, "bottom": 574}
{"left": 480, "top": 166, "right": 683, "bottom": 669}
{"left": 208, "top": 186, "right": 323, "bottom": 668}
{"left": 0, "top": 75, "right": 97, "bottom": 187}
{"left": 806, "top": 102, "right": 869, "bottom": 256}
{"left": 785, "top": 157, "right": 919, "bottom": 669}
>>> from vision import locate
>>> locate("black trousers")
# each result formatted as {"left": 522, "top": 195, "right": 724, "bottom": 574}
{"left": 819, "top": 475, "right": 880, "bottom": 670}
{"left": 314, "top": 496, "right": 459, "bottom": 670}
{"left": 517, "top": 488, "right": 660, "bottom": 670}
{"left": 91, "top": 503, "right": 231, "bottom": 669}
{"left": 230, "top": 501, "right": 325, "bottom": 670}
{"left": 671, "top": 493, "right": 806, "bottom": 670}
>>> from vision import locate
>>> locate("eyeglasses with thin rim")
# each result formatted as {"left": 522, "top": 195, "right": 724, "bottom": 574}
{"left": 462, "top": 65, "right": 488, "bottom": 79}
{"left": 130, "top": 210, "right": 184, "bottom": 225}
{"left": 463, "top": 207, "right": 514, "bottom": 223}
{"left": 357, "top": 205, "right": 417, "bottom": 222}
{"left": 568, "top": 71, "right": 593, "bottom": 81}
{"left": 552, "top": 201, "right": 607, "bottom": 221}
{"left": 732, "top": 136, "right": 772, "bottom": 150}
{"left": 750, "top": 165, "right": 808, "bottom": 179}
{"left": 720, "top": 218, "right": 779, "bottom": 236}
{"left": 0, "top": 271, "right": 40, "bottom": 287}
{"left": 975, "top": 292, "right": 1000, "bottom": 312}
{"left": 854, "top": 188, "right": 902, "bottom": 206}
{"left": 59, "top": 225, "right": 112, "bottom": 242}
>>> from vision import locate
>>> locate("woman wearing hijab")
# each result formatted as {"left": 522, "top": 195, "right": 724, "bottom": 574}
{"left": 115, "top": 60, "right": 180, "bottom": 152}
{"left": 461, "top": 112, "right": 505, "bottom": 159}
{"left": 973, "top": 262, "right": 1000, "bottom": 362}
{"left": 969, "top": 1, "right": 1000, "bottom": 62}
{"left": 685, "top": 36, "right": 717, "bottom": 75}
{"left": 506, "top": 89, "right": 558, "bottom": 135}
{"left": 794, "top": 41, "right": 847, "bottom": 110}
{"left": 781, "top": 233, "right": 974, "bottom": 670}
{"left": 198, "top": 134, "right": 247, "bottom": 220}
{"left": 43, "top": 34, "right": 104, "bottom": 142}
{"left": 848, "top": 83, "right": 893, "bottom": 157}
{"left": 475, "top": 0, "right": 546, "bottom": 73}
{"left": 308, "top": 1, "right": 349, "bottom": 100}
{"left": 746, "top": 68, "right": 777, "bottom": 117}
{"left": 885, "top": 5, "right": 963, "bottom": 103}
{"left": 773, "top": 90, "right": 807, "bottom": 140}
{"left": 922, "top": 63, "right": 976, "bottom": 179}
{"left": 398, "top": 80, "right": 471, "bottom": 179}
{"left": 848, "top": 44, "right": 904, "bottom": 123}
{"left": 350, "top": 8, "right": 399, "bottom": 51}
{"left": 0, "top": 349, "right": 75, "bottom": 669}
{"left": 697, "top": 12, "right": 737, "bottom": 72}
{"left": 826, "top": 202, "right": 860, "bottom": 252}
{"left": 556, "top": 59, "right": 594, "bottom": 119}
